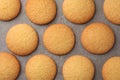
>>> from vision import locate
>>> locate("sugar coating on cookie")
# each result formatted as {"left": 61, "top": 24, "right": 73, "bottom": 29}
{"left": 81, "top": 22, "right": 115, "bottom": 54}
{"left": 104, "top": 0, "right": 120, "bottom": 24}
{"left": 62, "top": 55, "right": 94, "bottom": 80}
{"left": 6, "top": 24, "right": 38, "bottom": 56}
{"left": 0, "top": 52, "right": 20, "bottom": 80}
{"left": 25, "top": 54, "right": 57, "bottom": 80}
{"left": 62, "top": 0, "right": 95, "bottom": 24}
{"left": 43, "top": 24, "right": 75, "bottom": 55}
{"left": 26, "top": 0, "right": 56, "bottom": 25}
{"left": 102, "top": 57, "right": 120, "bottom": 80}
{"left": 0, "top": 0, "right": 20, "bottom": 21}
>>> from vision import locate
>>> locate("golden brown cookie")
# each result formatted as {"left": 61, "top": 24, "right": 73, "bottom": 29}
{"left": 43, "top": 24, "right": 75, "bottom": 55}
{"left": 25, "top": 54, "right": 57, "bottom": 80}
{"left": 62, "top": 0, "right": 95, "bottom": 24}
{"left": 26, "top": 0, "right": 57, "bottom": 25}
{"left": 62, "top": 55, "right": 94, "bottom": 80}
{"left": 104, "top": 0, "right": 120, "bottom": 24}
{"left": 0, "top": 52, "right": 20, "bottom": 80}
{"left": 0, "top": 0, "right": 20, "bottom": 21}
{"left": 102, "top": 57, "right": 120, "bottom": 80}
{"left": 6, "top": 24, "right": 38, "bottom": 56}
{"left": 81, "top": 22, "right": 115, "bottom": 54}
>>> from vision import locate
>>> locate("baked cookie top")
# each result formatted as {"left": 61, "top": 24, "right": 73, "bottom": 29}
{"left": 26, "top": 0, "right": 57, "bottom": 25}
{"left": 0, "top": 0, "right": 20, "bottom": 21}
{"left": 6, "top": 24, "right": 38, "bottom": 56}
{"left": 104, "top": 0, "right": 120, "bottom": 24}
{"left": 43, "top": 24, "right": 75, "bottom": 55}
{"left": 0, "top": 52, "right": 20, "bottom": 80}
{"left": 62, "top": 0, "right": 95, "bottom": 24}
{"left": 62, "top": 55, "right": 94, "bottom": 80}
{"left": 102, "top": 57, "right": 120, "bottom": 80}
{"left": 81, "top": 22, "right": 115, "bottom": 54}
{"left": 25, "top": 54, "right": 57, "bottom": 80}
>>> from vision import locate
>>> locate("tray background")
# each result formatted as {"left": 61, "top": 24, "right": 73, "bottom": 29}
{"left": 0, "top": 0, "right": 120, "bottom": 80}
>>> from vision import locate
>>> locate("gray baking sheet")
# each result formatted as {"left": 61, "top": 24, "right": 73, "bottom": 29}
{"left": 0, "top": 0, "right": 120, "bottom": 80}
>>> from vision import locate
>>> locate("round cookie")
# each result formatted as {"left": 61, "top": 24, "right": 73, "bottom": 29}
{"left": 6, "top": 24, "right": 38, "bottom": 56}
{"left": 104, "top": 0, "right": 120, "bottom": 24}
{"left": 81, "top": 22, "right": 115, "bottom": 54}
{"left": 102, "top": 57, "right": 120, "bottom": 80}
{"left": 0, "top": 52, "right": 20, "bottom": 80}
{"left": 25, "top": 54, "right": 57, "bottom": 80}
{"left": 26, "top": 0, "right": 57, "bottom": 25}
{"left": 43, "top": 24, "right": 75, "bottom": 55}
{"left": 62, "top": 55, "right": 94, "bottom": 80}
{"left": 62, "top": 0, "right": 95, "bottom": 24}
{"left": 0, "top": 0, "right": 20, "bottom": 21}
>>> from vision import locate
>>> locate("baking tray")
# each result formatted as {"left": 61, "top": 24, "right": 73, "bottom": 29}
{"left": 0, "top": 0, "right": 120, "bottom": 80}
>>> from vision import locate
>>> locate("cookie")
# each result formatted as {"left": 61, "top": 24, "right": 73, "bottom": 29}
{"left": 25, "top": 54, "right": 57, "bottom": 80}
{"left": 43, "top": 24, "right": 75, "bottom": 55}
{"left": 6, "top": 24, "right": 38, "bottom": 56}
{"left": 0, "top": 0, "right": 20, "bottom": 21}
{"left": 0, "top": 52, "right": 20, "bottom": 80}
{"left": 81, "top": 22, "right": 115, "bottom": 54}
{"left": 102, "top": 57, "right": 120, "bottom": 80}
{"left": 62, "top": 55, "right": 94, "bottom": 80}
{"left": 26, "top": 0, "right": 57, "bottom": 25}
{"left": 104, "top": 0, "right": 120, "bottom": 24}
{"left": 62, "top": 0, "right": 95, "bottom": 24}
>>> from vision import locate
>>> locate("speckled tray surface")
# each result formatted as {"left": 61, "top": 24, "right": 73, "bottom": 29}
{"left": 0, "top": 0, "right": 120, "bottom": 80}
